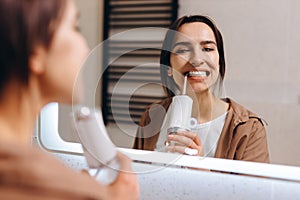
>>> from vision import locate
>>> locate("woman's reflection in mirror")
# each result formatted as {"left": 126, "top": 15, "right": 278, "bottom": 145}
{"left": 133, "top": 15, "right": 269, "bottom": 163}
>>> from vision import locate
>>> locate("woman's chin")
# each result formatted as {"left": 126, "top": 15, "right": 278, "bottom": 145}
{"left": 188, "top": 83, "right": 210, "bottom": 93}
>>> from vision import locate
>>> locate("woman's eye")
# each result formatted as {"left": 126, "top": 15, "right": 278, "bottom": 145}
{"left": 175, "top": 49, "right": 190, "bottom": 54}
{"left": 202, "top": 47, "right": 214, "bottom": 52}
{"left": 74, "top": 25, "right": 81, "bottom": 32}
{"left": 74, "top": 21, "right": 81, "bottom": 32}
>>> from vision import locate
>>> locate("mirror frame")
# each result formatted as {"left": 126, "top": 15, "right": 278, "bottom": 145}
{"left": 36, "top": 103, "right": 300, "bottom": 182}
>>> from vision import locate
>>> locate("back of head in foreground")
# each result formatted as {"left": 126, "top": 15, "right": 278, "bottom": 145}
{"left": 0, "top": 0, "right": 139, "bottom": 199}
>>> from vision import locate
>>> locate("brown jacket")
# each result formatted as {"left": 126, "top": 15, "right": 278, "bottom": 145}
{"left": 0, "top": 141, "right": 106, "bottom": 200}
{"left": 133, "top": 98, "right": 270, "bottom": 163}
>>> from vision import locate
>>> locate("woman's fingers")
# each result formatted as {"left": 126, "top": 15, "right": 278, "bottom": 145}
{"left": 177, "top": 131, "right": 201, "bottom": 145}
{"left": 167, "top": 131, "right": 204, "bottom": 156}
{"left": 115, "top": 152, "right": 132, "bottom": 172}
{"left": 168, "top": 131, "right": 201, "bottom": 149}
{"left": 166, "top": 145, "right": 199, "bottom": 156}
{"left": 168, "top": 134, "right": 193, "bottom": 147}
{"left": 106, "top": 152, "right": 139, "bottom": 200}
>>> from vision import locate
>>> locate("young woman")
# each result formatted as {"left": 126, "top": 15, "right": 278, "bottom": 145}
{"left": 134, "top": 15, "right": 269, "bottom": 163}
{"left": 0, "top": 0, "right": 138, "bottom": 199}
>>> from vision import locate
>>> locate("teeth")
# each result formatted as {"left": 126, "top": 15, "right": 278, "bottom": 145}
{"left": 187, "top": 71, "right": 208, "bottom": 77}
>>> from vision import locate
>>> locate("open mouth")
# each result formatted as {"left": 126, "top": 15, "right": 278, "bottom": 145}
{"left": 185, "top": 71, "right": 210, "bottom": 77}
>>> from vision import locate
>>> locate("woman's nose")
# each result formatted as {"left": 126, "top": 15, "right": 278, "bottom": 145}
{"left": 190, "top": 51, "right": 205, "bottom": 67}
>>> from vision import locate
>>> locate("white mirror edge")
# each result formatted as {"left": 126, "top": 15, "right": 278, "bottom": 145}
{"left": 36, "top": 103, "right": 300, "bottom": 182}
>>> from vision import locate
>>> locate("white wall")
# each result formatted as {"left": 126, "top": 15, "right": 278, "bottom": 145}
{"left": 58, "top": 0, "right": 103, "bottom": 142}
{"left": 74, "top": 0, "right": 102, "bottom": 49}
{"left": 179, "top": 0, "right": 300, "bottom": 166}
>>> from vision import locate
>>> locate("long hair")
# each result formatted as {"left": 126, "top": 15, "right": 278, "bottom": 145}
{"left": 0, "top": 0, "right": 67, "bottom": 96}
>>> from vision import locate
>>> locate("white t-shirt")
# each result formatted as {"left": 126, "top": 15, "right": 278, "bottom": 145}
{"left": 192, "top": 112, "right": 228, "bottom": 157}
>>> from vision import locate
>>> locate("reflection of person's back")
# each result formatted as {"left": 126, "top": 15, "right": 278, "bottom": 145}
{"left": 133, "top": 15, "right": 269, "bottom": 163}
{"left": 0, "top": 141, "right": 108, "bottom": 199}
{"left": 0, "top": 0, "right": 138, "bottom": 199}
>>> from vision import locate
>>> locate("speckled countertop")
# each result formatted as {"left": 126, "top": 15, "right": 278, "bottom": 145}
{"left": 54, "top": 153, "right": 300, "bottom": 200}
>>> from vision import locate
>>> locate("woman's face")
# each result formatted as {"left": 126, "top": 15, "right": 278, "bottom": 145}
{"left": 38, "top": 0, "right": 89, "bottom": 104}
{"left": 170, "top": 22, "right": 219, "bottom": 95}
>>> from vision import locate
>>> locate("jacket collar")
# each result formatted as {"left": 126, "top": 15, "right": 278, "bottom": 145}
{"left": 223, "top": 98, "right": 261, "bottom": 126}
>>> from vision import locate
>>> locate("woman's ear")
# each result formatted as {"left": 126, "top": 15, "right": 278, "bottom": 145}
{"left": 167, "top": 67, "right": 173, "bottom": 77}
{"left": 29, "top": 46, "right": 47, "bottom": 75}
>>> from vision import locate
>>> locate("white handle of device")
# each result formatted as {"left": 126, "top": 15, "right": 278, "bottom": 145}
{"left": 74, "top": 106, "right": 120, "bottom": 185}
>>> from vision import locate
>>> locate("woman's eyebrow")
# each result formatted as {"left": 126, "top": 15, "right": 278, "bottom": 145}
{"left": 172, "top": 41, "right": 191, "bottom": 49}
{"left": 172, "top": 40, "right": 217, "bottom": 50}
{"left": 200, "top": 40, "right": 217, "bottom": 46}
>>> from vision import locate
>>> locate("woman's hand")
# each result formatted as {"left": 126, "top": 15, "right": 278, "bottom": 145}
{"left": 103, "top": 152, "right": 140, "bottom": 200}
{"left": 166, "top": 131, "right": 204, "bottom": 156}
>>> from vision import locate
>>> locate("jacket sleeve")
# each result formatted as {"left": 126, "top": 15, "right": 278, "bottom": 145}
{"left": 236, "top": 118, "right": 270, "bottom": 163}
{"left": 132, "top": 109, "right": 149, "bottom": 150}
{"left": 132, "top": 101, "right": 170, "bottom": 151}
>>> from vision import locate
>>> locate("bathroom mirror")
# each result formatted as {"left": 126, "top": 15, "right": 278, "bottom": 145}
{"left": 38, "top": 0, "right": 300, "bottom": 169}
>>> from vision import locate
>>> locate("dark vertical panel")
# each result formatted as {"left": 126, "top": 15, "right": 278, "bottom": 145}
{"left": 101, "top": 0, "right": 178, "bottom": 125}
{"left": 101, "top": 0, "right": 111, "bottom": 125}
{"left": 171, "top": 0, "right": 178, "bottom": 23}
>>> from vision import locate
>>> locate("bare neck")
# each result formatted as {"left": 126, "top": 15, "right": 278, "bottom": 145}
{"left": 189, "top": 90, "right": 229, "bottom": 124}
{"left": 0, "top": 81, "right": 44, "bottom": 145}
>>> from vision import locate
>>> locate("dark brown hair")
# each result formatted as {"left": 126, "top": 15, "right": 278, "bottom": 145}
{"left": 160, "top": 15, "right": 226, "bottom": 97}
{"left": 0, "top": 0, "right": 67, "bottom": 96}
